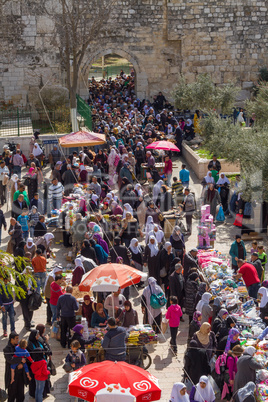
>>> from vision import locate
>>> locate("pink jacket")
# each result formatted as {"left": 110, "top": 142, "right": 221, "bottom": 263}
{"left": 166, "top": 304, "right": 182, "bottom": 327}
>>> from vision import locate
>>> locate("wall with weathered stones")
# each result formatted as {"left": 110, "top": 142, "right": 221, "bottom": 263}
{"left": 0, "top": 0, "right": 267, "bottom": 106}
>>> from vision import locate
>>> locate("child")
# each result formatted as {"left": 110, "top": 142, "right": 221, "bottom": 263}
{"left": 31, "top": 347, "right": 50, "bottom": 402}
{"left": 65, "top": 340, "right": 86, "bottom": 372}
{"left": 165, "top": 296, "right": 183, "bottom": 355}
{"left": 258, "top": 245, "right": 267, "bottom": 281}
{"left": 17, "top": 208, "right": 29, "bottom": 241}
{"left": 251, "top": 241, "right": 258, "bottom": 255}
{"left": 11, "top": 339, "right": 33, "bottom": 383}
{"left": 28, "top": 206, "right": 40, "bottom": 238}
{"left": 171, "top": 177, "right": 184, "bottom": 206}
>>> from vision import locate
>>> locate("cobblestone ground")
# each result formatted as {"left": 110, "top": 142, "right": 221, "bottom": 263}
{"left": 0, "top": 158, "right": 263, "bottom": 401}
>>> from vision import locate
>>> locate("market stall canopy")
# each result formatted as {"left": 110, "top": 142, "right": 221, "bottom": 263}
{"left": 68, "top": 361, "right": 161, "bottom": 402}
{"left": 79, "top": 263, "right": 147, "bottom": 292}
{"left": 59, "top": 131, "right": 106, "bottom": 148}
{"left": 146, "top": 140, "right": 180, "bottom": 152}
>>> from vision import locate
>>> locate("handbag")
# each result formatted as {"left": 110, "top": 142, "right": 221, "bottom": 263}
{"left": 48, "top": 360, "right": 57, "bottom": 376}
{"left": 216, "top": 205, "right": 225, "bottom": 222}
{"left": 27, "top": 291, "right": 42, "bottom": 311}
{"left": 149, "top": 285, "right": 167, "bottom": 309}
{"left": 159, "top": 267, "right": 167, "bottom": 278}
{"left": 233, "top": 213, "right": 243, "bottom": 227}
{"left": 62, "top": 362, "right": 73, "bottom": 373}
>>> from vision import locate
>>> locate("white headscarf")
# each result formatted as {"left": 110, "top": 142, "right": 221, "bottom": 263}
{"left": 11, "top": 174, "right": 19, "bottom": 191}
{"left": 238, "top": 382, "right": 256, "bottom": 402}
{"left": 108, "top": 148, "right": 117, "bottom": 165}
{"left": 153, "top": 180, "right": 164, "bottom": 202}
{"left": 196, "top": 292, "right": 212, "bottom": 313}
{"left": 129, "top": 238, "right": 142, "bottom": 255}
{"left": 74, "top": 257, "right": 85, "bottom": 273}
{"left": 148, "top": 224, "right": 164, "bottom": 244}
{"left": 145, "top": 216, "right": 155, "bottom": 242}
{"left": 194, "top": 376, "right": 215, "bottom": 402}
{"left": 205, "top": 171, "right": 215, "bottom": 184}
{"left": 170, "top": 382, "right": 189, "bottom": 402}
{"left": 164, "top": 241, "right": 172, "bottom": 251}
{"left": 143, "top": 277, "right": 162, "bottom": 306}
{"left": 123, "top": 203, "right": 133, "bottom": 219}
{"left": 216, "top": 173, "right": 230, "bottom": 185}
{"left": 135, "top": 183, "right": 143, "bottom": 197}
{"left": 148, "top": 235, "right": 159, "bottom": 257}
{"left": 243, "top": 346, "right": 256, "bottom": 356}
{"left": 167, "top": 124, "right": 173, "bottom": 135}
{"left": 33, "top": 143, "right": 43, "bottom": 157}
{"left": 44, "top": 233, "right": 54, "bottom": 246}
{"left": 258, "top": 287, "right": 268, "bottom": 308}
{"left": 44, "top": 265, "right": 63, "bottom": 289}
{"left": 91, "top": 194, "right": 99, "bottom": 205}
{"left": 26, "top": 238, "right": 34, "bottom": 248}
{"left": 186, "top": 119, "right": 192, "bottom": 126}
{"left": 79, "top": 164, "right": 86, "bottom": 172}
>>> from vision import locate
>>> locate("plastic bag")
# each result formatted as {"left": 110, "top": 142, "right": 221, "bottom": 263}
{"left": 161, "top": 316, "right": 169, "bottom": 334}
{"left": 216, "top": 205, "right": 225, "bottom": 222}
{"left": 233, "top": 213, "right": 243, "bottom": 227}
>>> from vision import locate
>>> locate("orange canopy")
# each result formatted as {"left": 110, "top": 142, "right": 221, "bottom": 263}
{"left": 59, "top": 131, "right": 106, "bottom": 148}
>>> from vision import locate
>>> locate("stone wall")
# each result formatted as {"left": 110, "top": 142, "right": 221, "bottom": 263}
{"left": 0, "top": 0, "right": 267, "bottom": 107}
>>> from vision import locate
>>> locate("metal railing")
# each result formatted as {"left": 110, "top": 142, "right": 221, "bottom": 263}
{"left": 89, "top": 63, "right": 133, "bottom": 80}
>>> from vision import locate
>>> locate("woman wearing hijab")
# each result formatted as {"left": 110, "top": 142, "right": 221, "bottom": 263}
{"left": 185, "top": 272, "right": 199, "bottom": 323}
{"left": 145, "top": 200, "right": 161, "bottom": 225}
{"left": 159, "top": 242, "right": 175, "bottom": 295}
{"left": 170, "top": 382, "right": 190, "bottom": 402}
{"left": 144, "top": 215, "right": 155, "bottom": 242}
{"left": 184, "top": 119, "right": 194, "bottom": 140}
{"left": 99, "top": 183, "right": 109, "bottom": 201}
{"left": 89, "top": 194, "right": 99, "bottom": 211}
{"left": 24, "top": 237, "right": 37, "bottom": 259}
{"left": 72, "top": 258, "right": 85, "bottom": 286}
{"left": 237, "top": 382, "right": 256, "bottom": 402}
{"left": 120, "top": 210, "right": 139, "bottom": 247}
{"left": 33, "top": 143, "right": 43, "bottom": 166}
{"left": 196, "top": 292, "right": 213, "bottom": 324}
{"left": 258, "top": 287, "right": 268, "bottom": 325}
{"left": 108, "top": 147, "right": 121, "bottom": 186}
{"left": 153, "top": 179, "right": 164, "bottom": 203}
{"left": 118, "top": 300, "right": 139, "bottom": 327}
{"left": 233, "top": 346, "right": 263, "bottom": 401}
{"left": 43, "top": 266, "right": 63, "bottom": 325}
{"left": 212, "top": 308, "right": 228, "bottom": 335}
{"left": 170, "top": 226, "right": 185, "bottom": 260}
{"left": 148, "top": 224, "right": 165, "bottom": 246}
{"left": 129, "top": 238, "right": 144, "bottom": 271}
{"left": 82, "top": 295, "right": 97, "bottom": 327}
{"left": 89, "top": 239, "right": 108, "bottom": 265}
{"left": 184, "top": 341, "right": 211, "bottom": 386}
{"left": 78, "top": 164, "right": 88, "bottom": 183}
{"left": 216, "top": 315, "right": 237, "bottom": 343}
{"left": 216, "top": 173, "right": 230, "bottom": 213}
{"left": 27, "top": 330, "right": 46, "bottom": 398}
{"left": 122, "top": 203, "right": 133, "bottom": 219}
{"left": 69, "top": 324, "right": 86, "bottom": 351}
{"left": 190, "top": 376, "right": 215, "bottom": 402}
{"left": 91, "top": 303, "right": 108, "bottom": 328}
{"left": 195, "top": 282, "right": 207, "bottom": 308}
{"left": 144, "top": 235, "right": 160, "bottom": 284}
{"left": 211, "top": 296, "right": 223, "bottom": 324}
{"left": 81, "top": 239, "right": 98, "bottom": 263}
{"left": 216, "top": 328, "right": 240, "bottom": 356}
{"left": 35, "top": 232, "right": 54, "bottom": 258}
{"left": 188, "top": 311, "right": 202, "bottom": 345}
{"left": 110, "top": 200, "right": 123, "bottom": 216}
{"left": 10, "top": 174, "right": 20, "bottom": 203}
{"left": 141, "top": 277, "right": 163, "bottom": 333}
{"left": 156, "top": 185, "right": 174, "bottom": 213}
{"left": 192, "top": 322, "right": 217, "bottom": 361}
{"left": 203, "top": 183, "right": 221, "bottom": 219}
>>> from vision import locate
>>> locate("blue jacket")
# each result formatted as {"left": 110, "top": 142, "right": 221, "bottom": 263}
{"left": 229, "top": 240, "right": 246, "bottom": 266}
{"left": 91, "top": 310, "right": 108, "bottom": 328}
{"left": 0, "top": 284, "right": 14, "bottom": 306}
{"left": 102, "top": 326, "right": 127, "bottom": 357}
{"left": 56, "top": 293, "right": 79, "bottom": 318}
{"left": 179, "top": 169, "right": 190, "bottom": 182}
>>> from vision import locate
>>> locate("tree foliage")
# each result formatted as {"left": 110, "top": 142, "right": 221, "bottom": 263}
{"left": 245, "top": 82, "right": 268, "bottom": 128}
{"left": 0, "top": 250, "right": 36, "bottom": 300}
{"left": 173, "top": 74, "right": 239, "bottom": 115}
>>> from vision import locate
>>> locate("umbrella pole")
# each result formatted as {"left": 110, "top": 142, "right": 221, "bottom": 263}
{"left": 112, "top": 293, "right": 115, "bottom": 318}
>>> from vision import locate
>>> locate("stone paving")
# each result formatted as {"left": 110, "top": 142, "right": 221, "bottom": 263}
{"left": 0, "top": 157, "right": 262, "bottom": 401}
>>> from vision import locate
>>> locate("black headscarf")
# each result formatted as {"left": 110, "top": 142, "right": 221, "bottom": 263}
{"left": 28, "top": 330, "right": 40, "bottom": 347}
{"left": 188, "top": 272, "right": 199, "bottom": 281}
{"left": 226, "top": 316, "right": 237, "bottom": 328}
{"left": 33, "top": 347, "right": 44, "bottom": 362}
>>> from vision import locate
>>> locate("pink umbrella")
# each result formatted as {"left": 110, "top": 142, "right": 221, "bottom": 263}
{"left": 146, "top": 141, "right": 180, "bottom": 152}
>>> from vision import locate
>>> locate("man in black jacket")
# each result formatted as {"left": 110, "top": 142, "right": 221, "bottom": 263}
{"left": 208, "top": 155, "right": 221, "bottom": 172}
{"left": 8, "top": 218, "right": 23, "bottom": 253}
{"left": 12, "top": 194, "right": 28, "bottom": 220}
{"left": 4, "top": 332, "right": 26, "bottom": 401}
{"left": 183, "top": 248, "right": 199, "bottom": 280}
{"left": 34, "top": 215, "right": 47, "bottom": 238}
{"left": 56, "top": 285, "right": 79, "bottom": 348}
{"left": 251, "top": 252, "right": 264, "bottom": 282}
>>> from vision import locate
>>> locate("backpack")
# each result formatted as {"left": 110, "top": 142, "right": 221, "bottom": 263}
{"left": 215, "top": 352, "right": 227, "bottom": 375}
{"left": 149, "top": 285, "right": 167, "bottom": 309}
{"left": 27, "top": 291, "right": 43, "bottom": 311}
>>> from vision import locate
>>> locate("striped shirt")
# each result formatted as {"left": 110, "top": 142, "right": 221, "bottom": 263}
{"left": 172, "top": 182, "right": 184, "bottom": 195}
{"left": 48, "top": 183, "right": 64, "bottom": 200}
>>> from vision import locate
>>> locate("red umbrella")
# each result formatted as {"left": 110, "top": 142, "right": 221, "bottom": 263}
{"left": 68, "top": 361, "right": 161, "bottom": 402}
{"left": 146, "top": 140, "right": 180, "bottom": 152}
{"left": 79, "top": 263, "right": 147, "bottom": 292}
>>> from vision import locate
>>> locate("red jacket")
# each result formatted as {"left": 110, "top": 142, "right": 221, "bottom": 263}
{"left": 50, "top": 281, "right": 65, "bottom": 306}
{"left": 166, "top": 304, "right": 182, "bottom": 327}
{"left": 164, "top": 159, "right": 172, "bottom": 175}
{"left": 31, "top": 360, "right": 50, "bottom": 381}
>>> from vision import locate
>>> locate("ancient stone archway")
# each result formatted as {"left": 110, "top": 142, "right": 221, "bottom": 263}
{"left": 78, "top": 47, "right": 149, "bottom": 101}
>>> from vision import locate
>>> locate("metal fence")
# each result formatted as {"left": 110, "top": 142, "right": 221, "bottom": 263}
{"left": 89, "top": 63, "right": 133, "bottom": 80}
{"left": 0, "top": 108, "right": 71, "bottom": 137}
{"left": 76, "top": 95, "right": 92, "bottom": 131}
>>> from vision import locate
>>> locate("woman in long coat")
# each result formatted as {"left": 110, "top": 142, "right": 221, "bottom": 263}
{"left": 203, "top": 183, "right": 221, "bottom": 219}
{"left": 144, "top": 235, "right": 160, "bottom": 284}
{"left": 141, "top": 277, "right": 163, "bottom": 333}
{"left": 233, "top": 346, "right": 263, "bottom": 401}
{"left": 185, "top": 272, "right": 199, "bottom": 323}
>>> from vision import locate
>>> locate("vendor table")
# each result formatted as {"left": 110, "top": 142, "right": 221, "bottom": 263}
{"left": 140, "top": 162, "right": 164, "bottom": 180}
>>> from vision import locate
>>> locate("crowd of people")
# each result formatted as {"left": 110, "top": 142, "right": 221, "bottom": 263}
{"left": 0, "top": 73, "right": 266, "bottom": 402}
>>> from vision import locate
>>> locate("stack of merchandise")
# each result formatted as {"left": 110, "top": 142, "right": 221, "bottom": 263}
{"left": 197, "top": 205, "right": 216, "bottom": 249}
{"left": 126, "top": 325, "right": 157, "bottom": 345}
{"left": 86, "top": 328, "right": 108, "bottom": 349}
